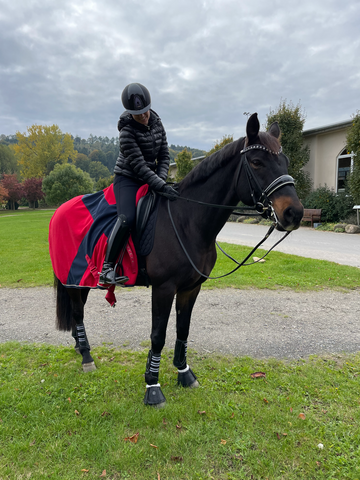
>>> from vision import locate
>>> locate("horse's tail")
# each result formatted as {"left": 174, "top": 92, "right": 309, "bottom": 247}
{"left": 54, "top": 275, "right": 73, "bottom": 331}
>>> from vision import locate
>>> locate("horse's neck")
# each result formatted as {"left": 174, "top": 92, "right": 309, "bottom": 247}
{"left": 178, "top": 149, "right": 240, "bottom": 245}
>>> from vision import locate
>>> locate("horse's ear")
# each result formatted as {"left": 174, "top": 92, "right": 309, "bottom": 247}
{"left": 268, "top": 121, "right": 281, "bottom": 139}
{"left": 246, "top": 113, "right": 260, "bottom": 142}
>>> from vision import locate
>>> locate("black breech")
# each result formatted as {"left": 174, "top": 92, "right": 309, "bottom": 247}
{"left": 113, "top": 174, "right": 144, "bottom": 229}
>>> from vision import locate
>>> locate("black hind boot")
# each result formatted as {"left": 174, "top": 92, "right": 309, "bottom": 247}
{"left": 98, "top": 214, "right": 130, "bottom": 286}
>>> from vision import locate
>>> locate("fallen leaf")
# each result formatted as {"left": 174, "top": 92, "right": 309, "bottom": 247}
{"left": 275, "top": 432, "right": 281, "bottom": 440}
{"left": 176, "top": 424, "right": 182, "bottom": 430}
{"left": 283, "top": 433, "right": 288, "bottom": 436}
{"left": 101, "top": 411, "right": 111, "bottom": 417}
{"left": 230, "top": 412, "right": 235, "bottom": 418}
{"left": 198, "top": 410, "right": 206, "bottom": 415}
{"left": 253, "top": 257, "right": 265, "bottom": 263}
{"left": 150, "top": 444, "right": 158, "bottom": 448}
{"left": 162, "top": 418, "right": 167, "bottom": 425}
{"left": 250, "top": 372, "right": 266, "bottom": 379}
{"left": 171, "top": 456, "right": 183, "bottom": 462}
{"left": 30, "top": 439, "right": 36, "bottom": 446}
{"left": 109, "top": 357, "right": 115, "bottom": 362}
{"left": 298, "top": 413, "right": 306, "bottom": 420}
{"left": 17, "top": 279, "right": 23, "bottom": 282}
{"left": 157, "top": 474, "right": 160, "bottom": 480}
{"left": 220, "top": 439, "right": 227, "bottom": 445}
{"left": 124, "top": 432, "right": 139, "bottom": 443}
{"left": 75, "top": 410, "right": 80, "bottom": 416}
{"left": 263, "top": 398, "right": 269, "bottom": 404}
{"left": 81, "top": 469, "right": 89, "bottom": 472}
{"left": 290, "top": 407, "right": 293, "bottom": 413}
{"left": 67, "top": 397, "right": 71, "bottom": 403}
{"left": 100, "top": 470, "right": 106, "bottom": 477}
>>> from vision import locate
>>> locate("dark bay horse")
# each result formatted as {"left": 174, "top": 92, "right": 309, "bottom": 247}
{"left": 51, "top": 113, "right": 303, "bottom": 407}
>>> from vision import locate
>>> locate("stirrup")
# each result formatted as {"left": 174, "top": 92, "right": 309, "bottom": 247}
{"left": 98, "top": 266, "right": 129, "bottom": 286}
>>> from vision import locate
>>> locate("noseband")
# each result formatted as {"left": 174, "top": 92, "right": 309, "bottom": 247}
{"left": 238, "top": 144, "right": 295, "bottom": 221}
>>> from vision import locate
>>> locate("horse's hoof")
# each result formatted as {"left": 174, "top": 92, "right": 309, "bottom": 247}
{"left": 82, "top": 361, "right": 96, "bottom": 373}
{"left": 74, "top": 347, "right": 80, "bottom": 355}
{"left": 144, "top": 385, "right": 166, "bottom": 407}
{"left": 178, "top": 367, "right": 199, "bottom": 388}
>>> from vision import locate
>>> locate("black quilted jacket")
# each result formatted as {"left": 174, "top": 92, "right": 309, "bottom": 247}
{"left": 114, "top": 110, "right": 170, "bottom": 192}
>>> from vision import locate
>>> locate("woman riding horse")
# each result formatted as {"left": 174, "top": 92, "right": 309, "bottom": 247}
{"left": 99, "top": 83, "right": 179, "bottom": 286}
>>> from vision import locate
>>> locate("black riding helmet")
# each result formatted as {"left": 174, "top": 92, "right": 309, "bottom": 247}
{"left": 121, "top": 83, "right": 151, "bottom": 115}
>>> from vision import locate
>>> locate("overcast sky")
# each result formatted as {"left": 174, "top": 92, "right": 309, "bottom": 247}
{"left": 1, "top": 0, "right": 359, "bottom": 150}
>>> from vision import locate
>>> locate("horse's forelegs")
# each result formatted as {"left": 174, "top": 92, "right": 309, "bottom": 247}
{"left": 174, "top": 286, "right": 201, "bottom": 388}
{"left": 67, "top": 288, "right": 95, "bottom": 373}
{"left": 144, "top": 287, "right": 175, "bottom": 407}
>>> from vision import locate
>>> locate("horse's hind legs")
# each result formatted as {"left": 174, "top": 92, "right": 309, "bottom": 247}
{"left": 67, "top": 288, "right": 96, "bottom": 373}
{"left": 173, "top": 286, "right": 201, "bottom": 388}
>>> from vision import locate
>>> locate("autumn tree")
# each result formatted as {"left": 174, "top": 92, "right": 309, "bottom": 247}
{"left": 23, "top": 177, "right": 45, "bottom": 208}
{"left": 346, "top": 110, "right": 360, "bottom": 203}
{"left": 175, "top": 149, "right": 193, "bottom": 182}
{"left": 266, "top": 100, "right": 312, "bottom": 200}
{"left": 14, "top": 124, "right": 76, "bottom": 179}
{"left": 42, "top": 164, "right": 94, "bottom": 205}
{"left": 1, "top": 174, "right": 24, "bottom": 210}
{"left": 0, "top": 183, "right": 9, "bottom": 205}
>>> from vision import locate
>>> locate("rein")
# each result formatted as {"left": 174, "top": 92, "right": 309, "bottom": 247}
{"left": 161, "top": 144, "right": 294, "bottom": 280}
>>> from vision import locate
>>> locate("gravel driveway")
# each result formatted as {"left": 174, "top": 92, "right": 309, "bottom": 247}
{"left": 1, "top": 286, "right": 359, "bottom": 359}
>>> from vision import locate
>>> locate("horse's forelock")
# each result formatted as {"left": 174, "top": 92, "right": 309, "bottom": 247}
{"left": 258, "top": 132, "right": 281, "bottom": 153}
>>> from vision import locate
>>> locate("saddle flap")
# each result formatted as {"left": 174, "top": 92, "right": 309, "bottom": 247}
{"left": 136, "top": 190, "right": 156, "bottom": 240}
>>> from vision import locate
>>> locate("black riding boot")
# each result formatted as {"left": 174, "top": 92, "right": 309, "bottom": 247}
{"left": 98, "top": 214, "right": 130, "bottom": 286}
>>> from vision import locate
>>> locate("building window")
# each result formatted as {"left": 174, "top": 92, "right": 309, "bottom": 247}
{"left": 337, "top": 148, "right": 354, "bottom": 192}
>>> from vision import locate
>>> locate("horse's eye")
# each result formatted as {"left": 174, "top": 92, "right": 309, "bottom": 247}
{"left": 250, "top": 159, "right": 262, "bottom": 168}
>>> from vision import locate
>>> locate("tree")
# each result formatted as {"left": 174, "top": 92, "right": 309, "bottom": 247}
{"left": 266, "top": 100, "right": 312, "bottom": 200}
{"left": 14, "top": 124, "right": 76, "bottom": 179}
{"left": 346, "top": 110, "right": 360, "bottom": 203}
{"left": 1, "top": 173, "right": 24, "bottom": 210}
{"left": 88, "top": 161, "right": 111, "bottom": 182}
{"left": 23, "top": 177, "right": 45, "bottom": 208}
{"left": 205, "top": 135, "right": 233, "bottom": 157}
{"left": 0, "top": 144, "right": 18, "bottom": 175}
{"left": 42, "top": 164, "right": 94, "bottom": 205}
{"left": 95, "top": 176, "right": 114, "bottom": 191}
{"left": 89, "top": 149, "right": 107, "bottom": 167}
{"left": 175, "top": 149, "right": 193, "bottom": 182}
{"left": 74, "top": 153, "right": 91, "bottom": 172}
{"left": 0, "top": 183, "right": 9, "bottom": 205}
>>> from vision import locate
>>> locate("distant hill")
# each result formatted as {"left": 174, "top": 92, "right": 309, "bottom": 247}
{"left": 169, "top": 144, "right": 206, "bottom": 163}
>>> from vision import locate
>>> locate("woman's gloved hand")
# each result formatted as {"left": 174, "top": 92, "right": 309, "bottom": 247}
{"left": 161, "top": 184, "right": 180, "bottom": 201}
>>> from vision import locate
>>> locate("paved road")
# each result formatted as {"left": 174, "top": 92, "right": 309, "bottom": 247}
{"left": 218, "top": 223, "right": 360, "bottom": 268}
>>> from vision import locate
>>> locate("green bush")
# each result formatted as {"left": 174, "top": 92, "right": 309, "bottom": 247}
{"left": 303, "top": 185, "right": 354, "bottom": 223}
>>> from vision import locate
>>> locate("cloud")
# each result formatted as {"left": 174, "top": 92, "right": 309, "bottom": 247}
{"left": 0, "top": 0, "right": 359, "bottom": 149}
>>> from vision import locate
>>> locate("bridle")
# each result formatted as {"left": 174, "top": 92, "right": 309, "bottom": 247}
{"left": 162, "top": 143, "right": 296, "bottom": 280}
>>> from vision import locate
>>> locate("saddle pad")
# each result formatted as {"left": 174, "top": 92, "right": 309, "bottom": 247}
{"left": 49, "top": 184, "right": 148, "bottom": 306}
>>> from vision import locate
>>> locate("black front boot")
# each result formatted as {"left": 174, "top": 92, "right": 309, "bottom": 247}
{"left": 98, "top": 214, "right": 130, "bottom": 286}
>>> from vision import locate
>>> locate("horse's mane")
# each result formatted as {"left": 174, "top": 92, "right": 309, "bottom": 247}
{"left": 179, "top": 130, "right": 281, "bottom": 189}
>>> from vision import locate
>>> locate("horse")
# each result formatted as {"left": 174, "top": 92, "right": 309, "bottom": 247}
{"left": 50, "top": 113, "right": 304, "bottom": 407}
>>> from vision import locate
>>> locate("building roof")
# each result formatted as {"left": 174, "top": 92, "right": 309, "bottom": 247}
{"left": 303, "top": 120, "right": 352, "bottom": 137}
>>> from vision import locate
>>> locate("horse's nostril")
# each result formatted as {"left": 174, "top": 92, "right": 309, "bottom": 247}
{"left": 283, "top": 206, "right": 303, "bottom": 226}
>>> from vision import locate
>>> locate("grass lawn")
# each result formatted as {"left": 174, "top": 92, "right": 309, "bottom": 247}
{"left": 1, "top": 342, "right": 360, "bottom": 479}
{"left": 0, "top": 209, "right": 359, "bottom": 290}
{"left": 1, "top": 209, "right": 360, "bottom": 479}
